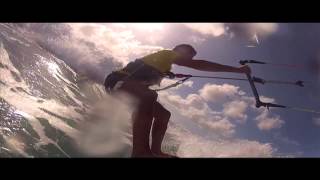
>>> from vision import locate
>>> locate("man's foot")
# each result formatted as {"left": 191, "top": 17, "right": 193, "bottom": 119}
{"left": 152, "top": 151, "right": 178, "bottom": 158}
{"left": 131, "top": 149, "right": 156, "bottom": 158}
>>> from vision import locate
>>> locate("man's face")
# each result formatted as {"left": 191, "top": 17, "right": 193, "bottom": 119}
{"left": 176, "top": 48, "right": 195, "bottom": 59}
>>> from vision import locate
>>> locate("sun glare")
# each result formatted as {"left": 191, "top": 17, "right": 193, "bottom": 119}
{"left": 126, "top": 23, "right": 165, "bottom": 32}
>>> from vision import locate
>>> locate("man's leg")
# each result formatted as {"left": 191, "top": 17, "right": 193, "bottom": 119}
{"left": 151, "top": 102, "right": 173, "bottom": 157}
{"left": 131, "top": 97, "right": 156, "bottom": 157}
{"left": 118, "top": 81, "right": 158, "bottom": 157}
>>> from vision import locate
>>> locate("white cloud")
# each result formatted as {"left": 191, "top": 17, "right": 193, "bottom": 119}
{"left": 124, "top": 23, "right": 165, "bottom": 32}
{"left": 200, "top": 118, "right": 235, "bottom": 137}
{"left": 223, "top": 100, "right": 248, "bottom": 123}
{"left": 158, "top": 81, "right": 255, "bottom": 136}
{"left": 250, "top": 23, "right": 279, "bottom": 36}
{"left": 189, "top": 35, "right": 206, "bottom": 44}
{"left": 168, "top": 126, "right": 275, "bottom": 157}
{"left": 199, "top": 83, "right": 240, "bottom": 103}
{"left": 184, "top": 94, "right": 206, "bottom": 109}
{"left": 182, "top": 23, "right": 278, "bottom": 47}
{"left": 225, "top": 23, "right": 278, "bottom": 37}
{"left": 260, "top": 96, "right": 276, "bottom": 103}
{"left": 183, "top": 23, "right": 278, "bottom": 41}
{"left": 235, "top": 94, "right": 284, "bottom": 131}
{"left": 158, "top": 91, "right": 235, "bottom": 137}
{"left": 255, "top": 109, "right": 284, "bottom": 131}
{"left": 122, "top": 23, "right": 166, "bottom": 44}
{"left": 183, "top": 81, "right": 194, "bottom": 88}
{"left": 69, "top": 23, "right": 163, "bottom": 65}
{"left": 183, "top": 23, "right": 226, "bottom": 37}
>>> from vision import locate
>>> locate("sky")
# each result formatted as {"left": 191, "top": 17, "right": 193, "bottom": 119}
{"left": 22, "top": 23, "right": 320, "bottom": 157}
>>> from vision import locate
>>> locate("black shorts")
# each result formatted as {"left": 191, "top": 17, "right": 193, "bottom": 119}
{"left": 104, "top": 59, "right": 163, "bottom": 93}
{"left": 104, "top": 71, "right": 127, "bottom": 93}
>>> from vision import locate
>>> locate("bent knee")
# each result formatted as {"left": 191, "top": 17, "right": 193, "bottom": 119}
{"left": 155, "top": 106, "right": 171, "bottom": 121}
{"left": 145, "top": 90, "right": 158, "bottom": 100}
{"left": 162, "top": 109, "right": 171, "bottom": 120}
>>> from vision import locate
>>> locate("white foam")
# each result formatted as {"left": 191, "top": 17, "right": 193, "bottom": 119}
{"left": 63, "top": 86, "right": 83, "bottom": 107}
{"left": 1, "top": 44, "right": 83, "bottom": 156}
{"left": 34, "top": 54, "right": 77, "bottom": 86}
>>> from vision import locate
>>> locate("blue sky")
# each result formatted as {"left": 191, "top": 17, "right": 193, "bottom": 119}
{"left": 40, "top": 23, "right": 320, "bottom": 157}
{"left": 190, "top": 23, "right": 320, "bottom": 156}
{"left": 157, "top": 23, "right": 319, "bottom": 156}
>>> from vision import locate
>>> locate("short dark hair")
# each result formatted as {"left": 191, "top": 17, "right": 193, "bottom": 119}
{"left": 173, "top": 44, "right": 197, "bottom": 56}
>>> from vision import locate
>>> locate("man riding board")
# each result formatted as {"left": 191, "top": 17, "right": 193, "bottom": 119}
{"left": 104, "top": 44, "right": 251, "bottom": 158}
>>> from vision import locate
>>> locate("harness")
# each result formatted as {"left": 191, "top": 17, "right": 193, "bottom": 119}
{"left": 104, "top": 59, "right": 172, "bottom": 92}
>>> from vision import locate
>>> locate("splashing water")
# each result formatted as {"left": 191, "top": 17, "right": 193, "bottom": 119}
{"left": 76, "top": 92, "right": 137, "bottom": 157}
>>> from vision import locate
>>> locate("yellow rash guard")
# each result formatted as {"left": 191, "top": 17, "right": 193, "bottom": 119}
{"left": 141, "top": 49, "right": 181, "bottom": 73}
{"left": 112, "top": 50, "right": 182, "bottom": 85}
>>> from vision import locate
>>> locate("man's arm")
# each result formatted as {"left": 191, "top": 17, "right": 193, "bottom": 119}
{"left": 174, "top": 59, "right": 251, "bottom": 74}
